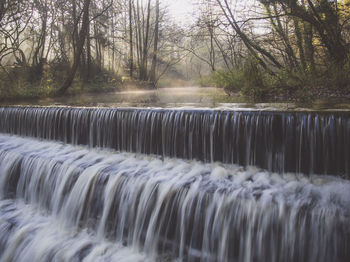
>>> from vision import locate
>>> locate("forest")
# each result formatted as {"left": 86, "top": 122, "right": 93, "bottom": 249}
{"left": 1, "top": 0, "right": 350, "bottom": 101}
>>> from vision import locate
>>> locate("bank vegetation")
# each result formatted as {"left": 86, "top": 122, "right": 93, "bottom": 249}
{"left": 1, "top": 0, "right": 350, "bottom": 101}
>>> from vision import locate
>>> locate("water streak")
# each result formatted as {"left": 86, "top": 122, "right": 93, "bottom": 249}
{"left": 0, "top": 134, "right": 349, "bottom": 261}
{"left": 0, "top": 106, "right": 349, "bottom": 177}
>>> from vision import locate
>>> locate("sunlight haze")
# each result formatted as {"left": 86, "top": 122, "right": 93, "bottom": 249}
{"left": 163, "top": 0, "right": 195, "bottom": 24}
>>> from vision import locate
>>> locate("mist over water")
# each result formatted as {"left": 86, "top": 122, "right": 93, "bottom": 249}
{"left": 2, "top": 87, "right": 350, "bottom": 110}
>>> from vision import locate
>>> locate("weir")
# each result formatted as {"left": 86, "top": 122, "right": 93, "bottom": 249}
{"left": 0, "top": 106, "right": 349, "bottom": 262}
{"left": 0, "top": 106, "right": 349, "bottom": 177}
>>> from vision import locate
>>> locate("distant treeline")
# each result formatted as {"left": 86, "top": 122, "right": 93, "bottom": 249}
{"left": 1, "top": 0, "right": 350, "bottom": 100}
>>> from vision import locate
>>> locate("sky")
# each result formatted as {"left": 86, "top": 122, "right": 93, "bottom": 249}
{"left": 162, "top": 0, "right": 257, "bottom": 26}
{"left": 162, "top": 0, "right": 195, "bottom": 24}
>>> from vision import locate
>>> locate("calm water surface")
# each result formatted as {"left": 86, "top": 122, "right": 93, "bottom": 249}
{"left": 3, "top": 87, "right": 350, "bottom": 110}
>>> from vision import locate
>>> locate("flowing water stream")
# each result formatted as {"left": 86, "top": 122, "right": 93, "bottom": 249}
{"left": 0, "top": 105, "right": 349, "bottom": 261}
{"left": 0, "top": 107, "right": 349, "bottom": 176}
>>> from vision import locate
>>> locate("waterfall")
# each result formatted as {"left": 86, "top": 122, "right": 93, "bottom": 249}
{"left": 0, "top": 106, "right": 349, "bottom": 261}
{"left": 0, "top": 106, "right": 349, "bottom": 177}
{"left": 0, "top": 134, "right": 349, "bottom": 261}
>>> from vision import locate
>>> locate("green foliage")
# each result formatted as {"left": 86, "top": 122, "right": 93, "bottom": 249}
{"left": 0, "top": 62, "right": 121, "bottom": 102}
{"left": 326, "top": 60, "right": 350, "bottom": 88}
{"left": 0, "top": 65, "right": 56, "bottom": 101}
{"left": 294, "top": 88, "right": 312, "bottom": 103}
{"left": 208, "top": 55, "right": 350, "bottom": 101}
{"left": 240, "top": 58, "right": 269, "bottom": 99}
{"left": 210, "top": 57, "right": 271, "bottom": 100}
{"left": 210, "top": 70, "right": 242, "bottom": 92}
{"left": 196, "top": 75, "right": 214, "bottom": 87}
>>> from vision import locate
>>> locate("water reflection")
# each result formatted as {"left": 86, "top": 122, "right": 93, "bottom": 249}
{"left": 2, "top": 86, "right": 350, "bottom": 110}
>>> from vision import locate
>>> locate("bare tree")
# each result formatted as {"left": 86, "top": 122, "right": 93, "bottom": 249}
{"left": 149, "top": 0, "right": 159, "bottom": 83}
{"left": 59, "top": 0, "right": 91, "bottom": 94}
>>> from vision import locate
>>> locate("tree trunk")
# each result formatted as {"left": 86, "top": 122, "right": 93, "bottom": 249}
{"left": 86, "top": 20, "right": 91, "bottom": 82}
{"left": 134, "top": 0, "right": 142, "bottom": 76}
{"left": 293, "top": 18, "right": 306, "bottom": 71}
{"left": 303, "top": 22, "right": 315, "bottom": 73}
{"left": 149, "top": 0, "right": 159, "bottom": 84}
{"left": 58, "top": 0, "right": 91, "bottom": 95}
{"left": 140, "top": 0, "right": 151, "bottom": 81}
{"left": 265, "top": 3, "right": 298, "bottom": 69}
{"left": 129, "top": 0, "right": 134, "bottom": 77}
{"left": 208, "top": 17, "right": 216, "bottom": 72}
{"left": 281, "top": 0, "right": 348, "bottom": 65}
{"left": 32, "top": 1, "right": 48, "bottom": 66}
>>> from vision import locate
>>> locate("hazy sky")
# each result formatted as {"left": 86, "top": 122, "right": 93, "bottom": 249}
{"left": 162, "top": 0, "right": 256, "bottom": 25}
{"left": 162, "top": 0, "right": 195, "bottom": 24}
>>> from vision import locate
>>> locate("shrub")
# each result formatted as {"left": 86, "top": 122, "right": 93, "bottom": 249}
{"left": 211, "top": 70, "right": 243, "bottom": 92}
{"left": 196, "top": 75, "right": 214, "bottom": 87}
{"left": 240, "top": 58, "right": 268, "bottom": 99}
{"left": 210, "top": 57, "right": 270, "bottom": 99}
{"left": 0, "top": 60, "right": 122, "bottom": 101}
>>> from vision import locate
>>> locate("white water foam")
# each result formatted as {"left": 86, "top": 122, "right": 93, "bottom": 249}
{"left": 0, "top": 134, "right": 349, "bottom": 261}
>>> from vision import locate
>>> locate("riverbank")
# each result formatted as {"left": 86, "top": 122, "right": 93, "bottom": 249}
{"left": 2, "top": 64, "right": 349, "bottom": 105}
{"left": 199, "top": 62, "right": 350, "bottom": 103}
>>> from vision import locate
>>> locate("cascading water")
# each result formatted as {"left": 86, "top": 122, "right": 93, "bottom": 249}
{"left": 0, "top": 106, "right": 349, "bottom": 262}
{"left": 0, "top": 106, "right": 349, "bottom": 176}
